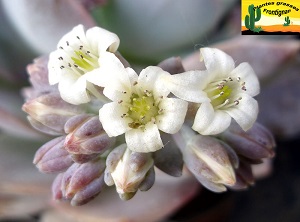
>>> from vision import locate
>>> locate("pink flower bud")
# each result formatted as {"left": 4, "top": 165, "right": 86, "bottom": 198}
{"left": 221, "top": 122, "right": 276, "bottom": 160}
{"left": 33, "top": 136, "right": 73, "bottom": 173}
{"left": 22, "top": 92, "right": 83, "bottom": 135}
{"left": 22, "top": 56, "right": 56, "bottom": 101}
{"left": 60, "top": 158, "right": 106, "bottom": 205}
{"left": 64, "top": 114, "right": 115, "bottom": 155}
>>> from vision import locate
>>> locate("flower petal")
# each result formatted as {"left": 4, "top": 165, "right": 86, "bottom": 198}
{"left": 138, "top": 66, "right": 170, "bottom": 98}
{"left": 200, "top": 48, "right": 235, "bottom": 79}
{"left": 192, "top": 102, "right": 231, "bottom": 135}
{"left": 225, "top": 94, "right": 258, "bottom": 131}
{"left": 164, "top": 70, "right": 210, "bottom": 103}
{"left": 230, "top": 62, "right": 260, "bottom": 97}
{"left": 125, "top": 122, "right": 163, "bottom": 153}
{"left": 58, "top": 71, "right": 90, "bottom": 105}
{"left": 99, "top": 102, "right": 131, "bottom": 137}
{"left": 86, "top": 52, "right": 130, "bottom": 89}
{"left": 156, "top": 98, "right": 188, "bottom": 134}
{"left": 86, "top": 26, "right": 120, "bottom": 53}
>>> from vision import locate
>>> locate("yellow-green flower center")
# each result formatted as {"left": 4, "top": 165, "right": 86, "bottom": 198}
{"left": 208, "top": 85, "right": 232, "bottom": 107}
{"left": 205, "top": 77, "right": 246, "bottom": 110}
{"left": 71, "top": 50, "right": 99, "bottom": 72}
{"left": 128, "top": 93, "right": 159, "bottom": 129}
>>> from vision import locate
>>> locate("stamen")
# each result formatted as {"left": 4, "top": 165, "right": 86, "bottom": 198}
{"left": 214, "top": 99, "right": 229, "bottom": 109}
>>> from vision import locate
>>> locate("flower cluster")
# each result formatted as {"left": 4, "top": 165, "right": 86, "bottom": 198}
{"left": 22, "top": 25, "right": 275, "bottom": 205}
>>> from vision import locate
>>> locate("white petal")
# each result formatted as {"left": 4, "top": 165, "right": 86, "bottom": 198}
{"left": 164, "top": 70, "right": 210, "bottom": 103}
{"left": 99, "top": 102, "right": 131, "bottom": 137}
{"left": 48, "top": 50, "right": 61, "bottom": 85}
{"left": 58, "top": 71, "right": 90, "bottom": 105}
{"left": 156, "top": 98, "right": 188, "bottom": 134}
{"left": 225, "top": 94, "right": 258, "bottom": 131}
{"left": 138, "top": 66, "right": 170, "bottom": 98}
{"left": 200, "top": 48, "right": 235, "bottom": 78}
{"left": 192, "top": 102, "right": 231, "bottom": 135}
{"left": 125, "top": 122, "right": 163, "bottom": 153}
{"left": 57, "top": 25, "right": 86, "bottom": 48}
{"left": 230, "top": 62, "right": 260, "bottom": 97}
{"left": 86, "top": 26, "right": 120, "bottom": 53}
{"left": 86, "top": 52, "right": 130, "bottom": 89}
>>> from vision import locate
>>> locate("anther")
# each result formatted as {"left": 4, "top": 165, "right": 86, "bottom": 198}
{"left": 122, "top": 91, "right": 127, "bottom": 94}
{"left": 80, "top": 54, "right": 84, "bottom": 59}
{"left": 237, "top": 77, "right": 241, "bottom": 82}
{"left": 77, "top": 36, "right": 80, "bottom": 40}
{"left": 66, "top": 41, "right": 69, "bottom": 46}
{"left": 79, "top": 45, "right": 83, "bottom": 50}
{"left": 242, "top": 86, "right": 247, "bottom": 91}
{"left": 74, "top": 64, "right": 79, "bottom": 68}
{"left": 217, "top": 84, "right": 224, "bottom": 89}
{"left": 234, "top": 100, "right": 239, "bottom": 105}
{"left": 220, "top": 91, "right": 224, "bottom": 96}
{"left": 59, "top": 46, "right": 63, "bottom": 50}
{"left": 68, "top": 63, "right": 72, "bottom": 67}
{"left": 118, "top": 100, "right": 123, "bottom": 104}
{"left": 228, "top": 77, "right": 233, "bottom": 81}
{"left": 133, "top": 81, "right": 138, "bottom": 86}
{"left": 60, "top": 66, "right": 64, "bottom": 69}
{"left": 58, "top": 57, "right": 63, "bottom": 60}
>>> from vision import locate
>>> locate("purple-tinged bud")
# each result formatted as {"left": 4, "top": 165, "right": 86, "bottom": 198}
{"left": 158, "top": 56, "right": 185, "bottom": 74}
{"left": 22, "top": 56, "right": 56, "bottom": 101}
{"left": 153, "top": 133, "right": 183, "bottom": 177}
{"left": 22, "top": 92, "right": 83, "bottom": 135}
{"left": 52, "top": 173, "right": 64, "bottom": 201}
{"left": 230, "top": 160, "right": 255, "bottom": 190}
{"left": 221, "top": 122, "right": 276, "bottom": 160}
{"left": 174, "top": 126, "right": 237, "bottom": 193}
{"left": 64, "top": 114, "right": 115, "bottom": 155}
{"left": 61, "top": 158, "right": 106, "bottom": 206}
{"left": 33, "top": 136, "right": 73, "bottom": 173}
{"left": 105, "top": 144, "right": 154, "bottom": 199}
{"left": 71, "top": 153, "right": 100, "bottom": 164}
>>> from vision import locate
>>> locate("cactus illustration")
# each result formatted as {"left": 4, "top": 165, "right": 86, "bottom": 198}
{"left": 283, "top": 16, "right": 291, "bottom": 26}
{"left": 245, "top": 4, "right": 261, "bottom": 31}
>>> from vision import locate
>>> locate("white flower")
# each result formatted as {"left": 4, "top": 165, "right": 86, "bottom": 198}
{"left": 165, "top": 47, "right": 260, "bottom": 135}
{"left": 96, "top": 54, "right": 188, "bottom": 153}
{"left": 48, "top": 24, "right": 120, "bottom": 105}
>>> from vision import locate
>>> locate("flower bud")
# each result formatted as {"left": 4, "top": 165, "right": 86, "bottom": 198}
{"left": 175, "top": 126, "right": 237, "bottom": 192}
{"left": 22, "top": 92, "right": 83, "bottom": 135}
{"left": 105, "top": 144, "right": 154, "bottom": 199}
{"left": 153, "top": 133, "right": 183, "bottom": 177}
{"left": 71, "top": 153, "right": 100, "bottom": 164}
{"left": 230, "top": 160, "right": 254, "bottom": 190}
{"left": 221, "top": 122, "right": 275, "bottom": 160}
{"left": 60, "top": 158, "right": 106, "bottom": 206}
{"left": 22, "top": 56, "right": 56, "bottom": 101}
{"left": 64, "top": 114, "right": 115, "bottom": 155}
{"left": 52, "top": 173, "right": 64, "bottom": 201}
{"left": 33, "top": 136, "right": 73, "bottom": 173}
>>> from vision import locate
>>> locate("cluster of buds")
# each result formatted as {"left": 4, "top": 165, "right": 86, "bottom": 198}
{"left": 22, "top": 24, "right": 276, "bottom": 206}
